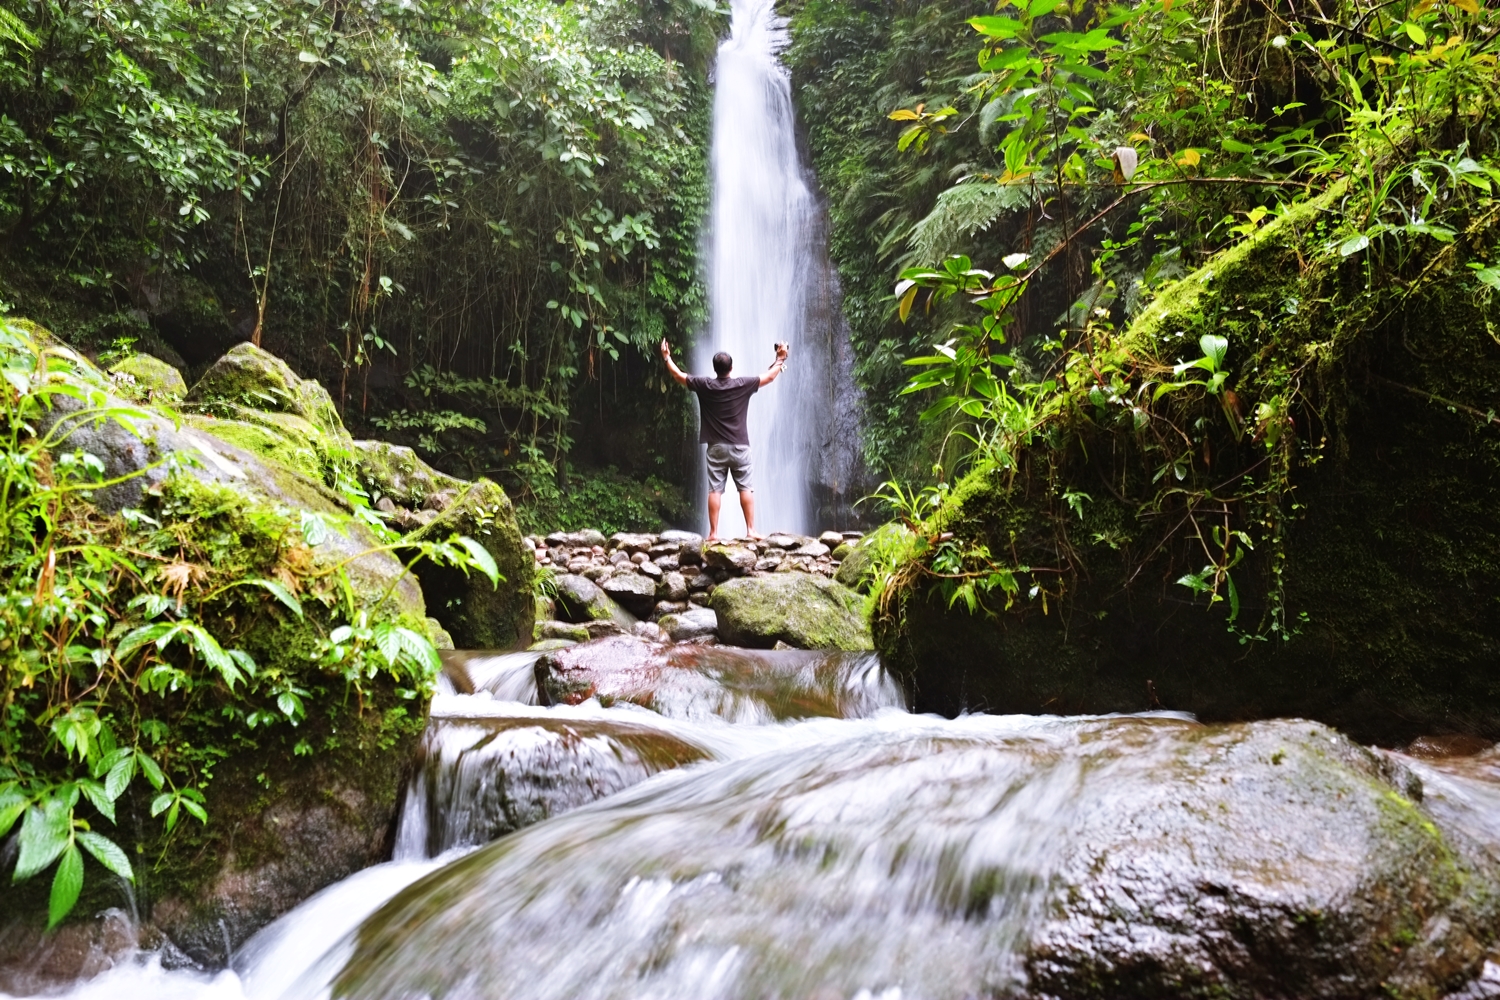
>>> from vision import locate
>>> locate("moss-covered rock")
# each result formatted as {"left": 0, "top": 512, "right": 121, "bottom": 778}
{"left": 353, "top": 439, "right": 466, "bottom": 510}
{"left": 878, "top": 187, "right": 1500, "bottom": 744}
{"left": 0, "top": 323, "right": 432, "bottom": 961}
{"left": 107, "top": 353, "right": 187, "bottom": 402}
{"left": 710, "top": 574, "right": 871, "bottom": 650}
{"left": 188, "top": 342, "right": 345, "bottom": 440}
{"left": 409, "top": 479, "right": 534, "bottom": 650}
{"left": 185, "top": 342, "right": 356, "bottom": 490}
{"left": 554, "top": 573, "right": 636, "bottom": 627}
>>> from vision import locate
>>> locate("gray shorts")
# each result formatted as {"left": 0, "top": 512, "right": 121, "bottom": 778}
{"left": 705, "top": 443, "right": 753, "bottom": 493}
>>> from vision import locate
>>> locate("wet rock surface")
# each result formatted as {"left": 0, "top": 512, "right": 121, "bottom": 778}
{"left": 709, "top": 572, "right": 871, "bottom": 650}
{"left": 409, "top": 480, "right": 534, "bottom": 650}
{"left": 394, "top": 712, "right": 710, "bottom": 858}
{"left": 534, "top": 637, "right": 900, "bottom": 722}
{"left": 553, "top": 573, "right": 636, "bottom": 628}
{"left": 339, "top": 717, "right": 1500, "bottom": 1000}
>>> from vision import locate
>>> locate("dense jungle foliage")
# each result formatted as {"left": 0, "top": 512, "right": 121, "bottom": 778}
{"left": 788, "top": 0, "right": 1500, "bottom": 644}
{"left": 0, "top": 0, "right": 724, "bottom": 532}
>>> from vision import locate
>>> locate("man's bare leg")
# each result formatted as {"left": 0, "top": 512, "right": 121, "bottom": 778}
{"left": 740, "top": 490, "right": 762, "bottom": 540}
{"left": 707, "top": 491, "right": 723, "bottom": 541}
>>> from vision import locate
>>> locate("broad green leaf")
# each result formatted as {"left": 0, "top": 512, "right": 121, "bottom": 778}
{"left": 104, "top": 753, "right": 135, "bottom": 801}
{"left": 1199, "top": 334, "right": 1229, "bottom": 372}
{"left": 250, "top": 579, "right": 303, "bottom": 618}
{"left": 1339, "top": 234, "right": 1370, "bottom": 256}
{"left": 968, "top": 15, "right": 1024, "bottom": 37}
{"left": 1221, "top": 138, "right": 1255, "bottom": 154}
{"left": 372, "top": 624, "right": 402, "bottom": 667}
{"left": 114, "top": 623, "right": 174, "bottom": 663}
{"left": 48, "top": 844, "right": 83, "bottom": 928}
{"left": 1403, "top": 22, "right": 1426, "bottom": 45}
{"left": 455, "top": 536, "right": 500, "bottom": 585}
{"left": 137, "top": 752, "right": 165, "bottom": 791}
{"left": 0, "top": 790, "right": 27, "bottom": 838}
{"left": 397, "top": 628, "right": 442, "bottom": 675}
{"left": 13, "top": 800, "right": 71, "bottom": 882}
{"left": 150, "top": 792, "right": 173, "bottom": 818}
{"left": 79, "top": 781, "right": 115, "bottom": 824}
{"left": 77, "top": 832, "right": 133, "bottom": 882}
{"left": 277, "top": 691, "right": 305, "bottom": 721}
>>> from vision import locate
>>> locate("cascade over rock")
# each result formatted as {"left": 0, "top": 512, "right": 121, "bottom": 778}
{"left": 332, "top": 716, "right": 1500, "bottom": 1000}
{"left": 535, "top": 637, "right": 899, "bottom": 722}
{"left": 394, "top": 712, "right": 710, "bottom": 859}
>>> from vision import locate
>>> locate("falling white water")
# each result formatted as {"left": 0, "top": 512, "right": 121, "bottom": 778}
{"left": 697, "top": 0, "right": 825, "bottom": 537}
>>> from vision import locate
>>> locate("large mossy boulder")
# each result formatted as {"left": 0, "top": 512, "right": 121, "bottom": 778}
{"left": 709, "top": 573, "right": 871, "bottom": 650}
{"left": 185, "top": 342, "right": 355, "bottom": 490}
{"left": 409, "top": 479, "right": 534, "bottom": 650}
{"left": 877, "top": 189, "right": 1500, "bottom": 744}
{"left": 352, "top": 439, "right": 465, "bottom": 510}
{"left": 0, "top": 324, "right": 432, "bottom": 965}
{"left": 107, "top": 352, "right": 188, "bottom": 402}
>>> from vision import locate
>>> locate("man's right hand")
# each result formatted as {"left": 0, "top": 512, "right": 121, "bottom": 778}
{"left": 659, "top": 338, "right": 671, "bottom": 359}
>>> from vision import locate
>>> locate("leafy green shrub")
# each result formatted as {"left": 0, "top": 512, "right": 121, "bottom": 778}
{"left": 515, "top": 467, "right": 692, "bottom": 536}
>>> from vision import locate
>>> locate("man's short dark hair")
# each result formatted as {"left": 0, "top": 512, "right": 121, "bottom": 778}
{"left": 712, "top": 352, "right": 733, "bottom": 377}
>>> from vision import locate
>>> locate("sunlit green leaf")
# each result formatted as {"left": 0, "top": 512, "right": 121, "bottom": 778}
{"left": 48, "top": 845, "right": 83, "bottom": 928}
{"left": 77, "top": 832, "right": 133, "bottom": 882}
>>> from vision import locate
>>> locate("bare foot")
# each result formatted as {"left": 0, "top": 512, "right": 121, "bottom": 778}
{"left": 746, "top": 530, "right": 765, "bottom": 540}
{"left": 705, "top": 535, "right": 720, "bottom": 543}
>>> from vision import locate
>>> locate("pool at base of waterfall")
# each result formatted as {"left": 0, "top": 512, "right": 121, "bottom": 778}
{"left": 4, "top": 637, "right": 1500, "bottom": 1000}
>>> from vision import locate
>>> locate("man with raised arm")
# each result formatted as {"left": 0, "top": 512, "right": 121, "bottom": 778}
{"left": 659, "top": 338, "right": 790, "bottom": 541}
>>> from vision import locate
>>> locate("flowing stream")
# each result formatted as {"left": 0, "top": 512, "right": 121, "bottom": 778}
{"left": 696, "top": 0, "right": 861, "bottom": 536}
{"left": 6, "top": 644, "right": 1500, "bottom": 1000}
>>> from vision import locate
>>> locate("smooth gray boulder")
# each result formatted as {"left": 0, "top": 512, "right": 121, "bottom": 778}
{"left": 601, "top": 572, "right": 660, "bottom": 617}
{"left": 703, "top": 543, "right": 757, "bottom": 575}
{"left": 659, "top": 608, "right": 718, "bottom": 642}
{"left": 535, "top": 620, "right": 590, "bottom": 643}
{"left": 554, "top": 574, "right": 635, "bottom": 627}
{"left": 609, "top": 532, "right": 656, "bottom": 553}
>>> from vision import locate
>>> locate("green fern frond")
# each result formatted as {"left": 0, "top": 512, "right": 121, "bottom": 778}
{"left": 908, "top": 181, "right": 1038, "bottom": 265}
{"left": 0, "top": 7, "right": 37, "bottom": 50}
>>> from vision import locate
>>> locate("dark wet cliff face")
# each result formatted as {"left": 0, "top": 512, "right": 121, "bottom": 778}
{"left": 876, "top": 195, "right": 1500, "bottom": 746}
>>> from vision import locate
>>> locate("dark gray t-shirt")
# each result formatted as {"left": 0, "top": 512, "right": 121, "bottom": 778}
{"left": 686, "top": 375, "right": 759, "bottom": 446}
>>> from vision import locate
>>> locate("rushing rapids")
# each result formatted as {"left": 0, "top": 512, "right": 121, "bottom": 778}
{"left": 5, "top": 637, "right": 1500, "bottom": 1000}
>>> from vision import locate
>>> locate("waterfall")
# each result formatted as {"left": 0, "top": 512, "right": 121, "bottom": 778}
{"left": 696, "top": 0, "right": 863, "bottom": 536}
